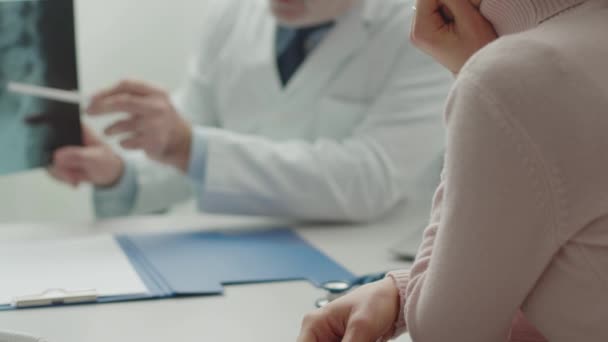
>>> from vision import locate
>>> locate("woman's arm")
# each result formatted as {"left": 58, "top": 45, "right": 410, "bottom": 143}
{"left": 297, "top": 72, "right": 559, "bottom": 342}
{"left": 401, "top": 74, "right": 560, "bottom": 341}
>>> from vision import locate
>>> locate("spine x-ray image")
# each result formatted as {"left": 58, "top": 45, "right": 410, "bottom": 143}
{"left": 0, "top": 0, "right": 81, "bottom": 175}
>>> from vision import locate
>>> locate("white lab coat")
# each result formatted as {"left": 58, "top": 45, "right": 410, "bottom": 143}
{"left": 125, "top": 0, "right": 451, "bottom": 223}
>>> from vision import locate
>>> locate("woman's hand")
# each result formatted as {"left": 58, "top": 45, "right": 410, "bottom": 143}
{"left": 410, "top": 0, "right": 497, "bottom": 75}
{"left": 297, "top": 278, "right": 401, "bottom": 342}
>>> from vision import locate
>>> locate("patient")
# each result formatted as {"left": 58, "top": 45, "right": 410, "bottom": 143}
{"left": 298, "top": 0, "right": 608, "bottom": 341}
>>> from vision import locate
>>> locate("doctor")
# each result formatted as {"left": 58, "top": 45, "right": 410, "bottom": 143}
{"left": 51, "top": 0, "right": 450, "bottom": 223}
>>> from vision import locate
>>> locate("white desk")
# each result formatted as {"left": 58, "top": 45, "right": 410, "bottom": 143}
{"left": 0, "top": 206, "right": 423, "bottom": 342}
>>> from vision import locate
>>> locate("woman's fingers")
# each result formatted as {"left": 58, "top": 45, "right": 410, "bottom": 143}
{"left": 414, "top": 0, "right": 447, "bottom": 30}
{"left": 444, "top": 0, "right": 496, "bottom": 38}
{"left": 342, "top": 316, "right": 380, "bottom": 342}
{"left": 443, "top": 0, "right": 478, "bottom": 21}
{"left": 298, "top": 310, "right": 337, "bottom": 342}
{"left": 295, "top": 330, "right": 317, "bottom": 342}
{"left": 410, "top": 0, "right": 497, "bottom": 74}
{"left": 414, "top": 0, "right": 441, "bottom": 17}
{"left": 411, "top": 0, "right": 449, "bottom": 48}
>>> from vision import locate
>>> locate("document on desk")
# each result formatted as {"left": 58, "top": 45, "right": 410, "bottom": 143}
{"left": 0, "top": 235, "right": 149, "bottom": 305}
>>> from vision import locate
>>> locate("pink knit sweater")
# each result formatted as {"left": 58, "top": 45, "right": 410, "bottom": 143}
{"left": 388, "top": 0, "right": 608, "bottom": 341}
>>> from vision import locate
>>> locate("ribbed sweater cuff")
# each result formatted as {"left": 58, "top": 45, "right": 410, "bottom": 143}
{"left": 383, "top": 270, "right": 411, "bottom": 340}
{"left": 480, "top": 0, "right": 586, "bottom": 35}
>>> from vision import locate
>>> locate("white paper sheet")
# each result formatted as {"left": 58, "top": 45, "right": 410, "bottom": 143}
{"left": 0, "top": 235, "right": 148, "bottom": 305}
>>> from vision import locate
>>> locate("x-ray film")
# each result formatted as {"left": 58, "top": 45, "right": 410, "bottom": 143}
{"left": 0, "top": 0, "right": 81, "bottom": 175}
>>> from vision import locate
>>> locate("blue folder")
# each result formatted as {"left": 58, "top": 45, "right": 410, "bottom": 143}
{"left": 0, "top": 228, "right": 354, "bottom": 310}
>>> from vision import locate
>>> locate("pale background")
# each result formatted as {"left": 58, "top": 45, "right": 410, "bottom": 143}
{"left": 0, "top": 0, "right": 208, "bottom": 223}
{"left": 0, "top": 4, "right": 416, "bottom": 341}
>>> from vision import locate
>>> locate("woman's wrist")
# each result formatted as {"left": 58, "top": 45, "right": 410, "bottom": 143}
{"left": 385, "top": 270, "right": 411, "bottom": 338}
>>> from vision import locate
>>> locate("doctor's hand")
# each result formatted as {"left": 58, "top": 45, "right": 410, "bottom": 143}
{"left": 50, "top": 125, "right": 124, "bottom": 188}
{"left": 87, "top": 80, "right": 192, "bottom": 172}
{"left": 297, "top": 278, "right": 400, "bottom": 342}
{"left": 410, "top": 0, "right": 497, "bottom": 75}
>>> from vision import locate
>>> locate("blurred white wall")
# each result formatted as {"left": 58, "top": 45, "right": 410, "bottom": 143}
{"left": 0, "top": 0, "right": 207, "bottom": 223}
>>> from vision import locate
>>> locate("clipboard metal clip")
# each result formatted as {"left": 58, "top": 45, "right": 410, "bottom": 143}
{"left": 11, "top": 289, "right": 98, "bottom": 308}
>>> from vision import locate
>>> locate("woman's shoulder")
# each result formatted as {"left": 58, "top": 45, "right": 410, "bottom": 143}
{"left": 443, "top": 33, "right": 575, "bottom": 160}
{"left": 458, "top": 33, "right": 568, "bottom": 98}
{"left": 450, "top": 30, "right": 582, "bottom": 132}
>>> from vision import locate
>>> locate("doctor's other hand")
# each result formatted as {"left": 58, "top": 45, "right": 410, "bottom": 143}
{"left": 410, "top": 0, "right": 497, "bottom": 75}
{"left": 50, "top": 125, "right": 124, "bottom": 188}
{"left": 297, "top": 278, "right": 400, "bottom": 342}
{"left": 87, "top": 80, "right": 192, "bottom": 172}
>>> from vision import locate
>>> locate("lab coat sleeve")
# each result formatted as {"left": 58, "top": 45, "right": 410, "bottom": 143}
{"left": 91, "top": 0, "right": 230, "bottom": 218}
{"left": 191, "top": 44, "right": 451, "bottom": 222}
{"left": 92, "top": 159, "right": 138, "bottom": 218}
{"left": 92, "top": 150, "right": 197, "bottom": 218}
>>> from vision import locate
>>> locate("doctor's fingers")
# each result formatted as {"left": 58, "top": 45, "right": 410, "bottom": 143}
{"left": 64, "top": 168, "right": 87, "bottom": 186}
{"left": 53, "top": 147, "right": 112, "bottom": 178}
{"left": 54, "top": 146, "right": 97, "bottom": 167}
{"left": 87, "top": 93, "right": 162, "bottom": 116}
{"left": 81, "top": 125, "right": 104, "bottom": 146}
{"left": 48, "top": 165, "right": 82, "bottom": 187}
{"left": 91, "top": 79, "right": 165, "bottom": 103}
{"left": 119, "top": 132, "right": 147, "bottom": 151}
{"left": 49, "top": 149, "right": 91, "bottom": 186}
{"left": 104, "top": 117, "right": 147, "bottom": 136}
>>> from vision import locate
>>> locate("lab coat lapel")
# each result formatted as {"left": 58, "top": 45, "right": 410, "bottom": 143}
{"left": 238, "top": 15, "right": 284, "bottom": 108}
{"left": 283, "top": 4, "right": 369, "bottom": 98}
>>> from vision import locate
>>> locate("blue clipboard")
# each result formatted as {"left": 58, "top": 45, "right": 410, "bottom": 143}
{"left": 0, "top": 228, "right": 354, "bottom": 310}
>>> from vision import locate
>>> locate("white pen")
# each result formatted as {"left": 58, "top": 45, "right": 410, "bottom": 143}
{"left": 6, "top": 81, "right": 88, "bottom": 107}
